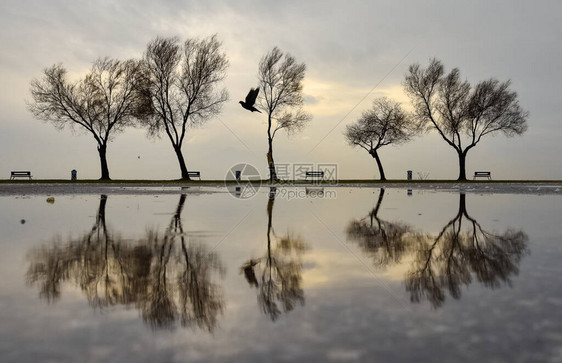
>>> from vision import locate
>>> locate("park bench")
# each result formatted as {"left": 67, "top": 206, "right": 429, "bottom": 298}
{"left": 187, "top": 171, "right": 201, "bottom": 180}
{"left": 473, "top": 171, "right": 491, "bottom": 180}
{"left": 305, "top": 171, "right": 324, "bottom": 181}
{"left": 10, "top": 171, "right": 32, "bottom": 180}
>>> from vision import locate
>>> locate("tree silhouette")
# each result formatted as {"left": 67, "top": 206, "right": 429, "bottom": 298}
{"left": 241, "top": 188, "right": 308, "bottom": 321}
{"left": 405, "top": 193, "right": 529, "bottom": 308}
{"left": 403, "top": 58, "right": 528, "bottom": 180}
{"left": 257, "top": 48, "right": 312, "bottom": 181}
{"left": 28, "top": 59, "right": 147, "bottom": 180}
{"left": 344, "top": 98, "right": 415, "bottom": 180}
{"left": 26, "top": 194, "right": 121, "bottom": 305}
{"left": 26, "top": 194, "right": 225, "bottom": 332}
{"left": 346, "top": 192, "right": 528, "bottom": 308}
{"left": 141, "top": 35, "right": 229, "bottom": 180}
{"left": 346, "top": 188, "right": 412, "bottom": 266}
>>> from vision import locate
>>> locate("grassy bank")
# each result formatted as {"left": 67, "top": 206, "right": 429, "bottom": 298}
{"left": 2, "top": 179, "right": 562, "bottom": 185}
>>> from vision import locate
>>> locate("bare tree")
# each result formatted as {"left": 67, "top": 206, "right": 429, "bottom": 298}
{"left": 344, "top": 97, "right": 414, "bottom": 180}
{"left": 405, "top": 193, "right": 528, "bottom": 308}
{"left": 29, "top": 58, "right": 147, "bottom": 180}
{"left": 142, "top": 35, "right": 229, "bottom": 180}
{"left": 344, "top": 191, "right": 529, "bottom": 308}
{"left": 257, "top": 47, "right": 311, "bottom": 181}
{"left": 403, "top": 58, "right": 528, "bottom": 180}
{"left": 241, "top": 188, "right": 307, "bottom": 321}
{"left": 346, "top": 188, "right": 412, "bottom": 266}
{"left": 26, "top": 194, "right": 225, "bottom": 332}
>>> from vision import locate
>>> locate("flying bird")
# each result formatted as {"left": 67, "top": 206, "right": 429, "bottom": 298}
{"left": 239, "top": 87, "right": 261, "bottom": 113}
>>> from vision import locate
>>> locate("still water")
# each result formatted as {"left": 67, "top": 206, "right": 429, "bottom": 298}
{"left": 1, "top": 187, "right": 561, "bottom": 362}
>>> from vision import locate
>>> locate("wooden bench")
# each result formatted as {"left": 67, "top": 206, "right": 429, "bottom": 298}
{"left": 305, "top": 171, "right": 324, "bottom": 181}
{"left": 473, "top": 171, "right": 491, "bottom": 180}
{"left": 187, "top": 171, "right": 201, "bottom": 180}
{"left": 10, "top": 171, "right": 32, "bottom": 180}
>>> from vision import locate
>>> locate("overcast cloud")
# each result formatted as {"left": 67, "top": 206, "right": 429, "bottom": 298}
{"left": 1, "top": 0, "right": 560, "bottom": 180}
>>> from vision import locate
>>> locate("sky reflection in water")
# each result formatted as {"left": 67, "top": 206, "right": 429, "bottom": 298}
{"left": 1, "top": 188, "right": 562, "bottom": 362}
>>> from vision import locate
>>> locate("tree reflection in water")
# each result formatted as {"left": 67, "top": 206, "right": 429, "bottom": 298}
{"left": 406, "top": 193, "right": 528, "bottom": 308}
{"left": 26, "top": 194, "right": 225, "bottom": 331}
{"left": 346, "top": 188, "right": 411, "bottom": 266}
{"left": 347, "top": 190, "right": 529, "bottom": 308}
{"left": 241, "top": 187, "right": 308, "bottom": 321}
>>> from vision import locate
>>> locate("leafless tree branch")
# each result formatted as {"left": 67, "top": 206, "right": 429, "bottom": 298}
{"left": 140, "top": 35, "right": 229, "bottom": 180}
{"left": 403, "top": 58, "right": 529, "bottom": 180}
{"left": 28, "top": 58, "right": 146, "bottom": 179}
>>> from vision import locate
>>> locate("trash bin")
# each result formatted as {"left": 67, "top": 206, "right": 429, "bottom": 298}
{"left": 407, "top": 170, "right": 412, "bottom": 181}
{"left": 71, "top": 169, "right": 77, "bottom": 181}
{"left": 235, "top": 170, "right": 241, "bottom": 181}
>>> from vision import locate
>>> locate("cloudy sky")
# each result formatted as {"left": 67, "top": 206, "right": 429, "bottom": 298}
{"left": 1, "top": 0, "right": 560, "bottom": 180}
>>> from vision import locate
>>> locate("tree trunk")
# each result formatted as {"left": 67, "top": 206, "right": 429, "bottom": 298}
{"left": 267, "top": 115, "right": 278, "bottom": 182}
{"left": 174, "top": 146, "right": 191, "bottom": 181}
{"left": 267, "top": 138, "right": 278, "bottom": 182}
{"left": 458, "top": 193, "right": 466, "bottom": 217}
{"left": 172, "top": 194, "right": 187, "bottom": 232}
{"left": 97, "top": 144, "right": 110, "bottom": 180}
{"left": 371, "top": 149, "right": 386, "bottom": 181}
{"left": 373, "top": 188, "right": 385, "bottom": 216}
{"left": 370, "top": 188, "right": 385, "bottom": 226}
{"left": 97, "top": 194, "right": 108, "bottom": 232}
{"left": 457, "top": 151, "right": 467, "bottom": 181}
{"left": 175, "top": 194, "right": 187, "bottom": 218}
{"left": 267, "top": 187, "right": 276, "bottom": 251}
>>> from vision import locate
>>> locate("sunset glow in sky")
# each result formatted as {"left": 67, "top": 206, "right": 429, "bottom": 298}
{"left": 1, "top": 0, "right": 560, "bottom": 180}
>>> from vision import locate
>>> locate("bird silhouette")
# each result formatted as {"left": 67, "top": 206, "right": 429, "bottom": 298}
{"left": 240, "top": 259, "right": 260, "bottom": 288}
{"left": 239, "top": 87, "right": 261, "bottom": 113}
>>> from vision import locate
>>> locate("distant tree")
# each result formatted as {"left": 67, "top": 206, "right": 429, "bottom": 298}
{"left": 257, "top": 47, "right": 311, "bottom": 181}
{"left": 29, "top": 58, "right": 146, "bottom": 180}
{"left": 344, "top": 97, "right": 414, "bottom": 180}
{"left": 403, "top": 58, "right": 528, "bottom": 180}
{"left": 141, "top": 35, "right": 229, "bottom": 180}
